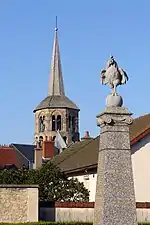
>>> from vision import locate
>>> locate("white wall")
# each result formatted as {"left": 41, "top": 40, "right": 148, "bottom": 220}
{"left": 132, "top": 134, "right": 150, "bottom": 202}
{"left": 72, "top": 134, "right": 150, "bottom": 202}
{"left": 40, "top": 207, "right": 150, "bottom": 222}
{"left": 73, "top": 174, "right": 97, "bottom": 202}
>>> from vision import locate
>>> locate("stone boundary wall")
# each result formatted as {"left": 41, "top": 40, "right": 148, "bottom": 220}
{"left": 0, "top": 185, "right": 39, "bottom": 223}
{"left": 1, "top": 185, "right": 150, "bottom": 224}
{"left": 39, "top": 202, "right": 150, "bottom": 222}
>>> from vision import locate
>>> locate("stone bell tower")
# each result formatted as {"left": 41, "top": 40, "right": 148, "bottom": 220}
{"left": 33, "top": 22, "right": 80, "bottom": 146}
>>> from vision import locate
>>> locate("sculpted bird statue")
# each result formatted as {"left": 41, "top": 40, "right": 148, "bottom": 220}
{"left": 101, "top": 56, "right": 128, "bottom": 96}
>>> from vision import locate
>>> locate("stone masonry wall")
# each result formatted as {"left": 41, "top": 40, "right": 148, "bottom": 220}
{"left": 0, "top": 185, "right": 38, "bottom": 223}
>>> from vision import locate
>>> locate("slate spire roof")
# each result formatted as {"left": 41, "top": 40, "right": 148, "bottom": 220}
{"left": 48, "top": 24, "right": 65, "bottom": 96}
{"left": 34, "top": 21, "right": 79, "bottom": 112}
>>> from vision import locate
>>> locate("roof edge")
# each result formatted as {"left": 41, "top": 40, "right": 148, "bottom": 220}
{"left": 64, "top": 164, "right": 98, "bottom": 175}
{"left": 33, "top": 106, "right": 80, "bottom": 113}
{"left": 131, "top": 127, "right": 150, "bottom": 146}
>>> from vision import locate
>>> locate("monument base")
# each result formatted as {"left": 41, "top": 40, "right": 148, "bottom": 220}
{"left": 94, "top": 107, "right": 137, "bottom": 225}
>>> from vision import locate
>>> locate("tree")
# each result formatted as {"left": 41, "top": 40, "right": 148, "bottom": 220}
{"left": 0, "top": 162, "right": 89, "bottom": 202}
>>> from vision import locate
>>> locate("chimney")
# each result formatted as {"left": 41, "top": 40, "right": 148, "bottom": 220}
{"left": 81, "top": 131, "right": 93, "bottom": 141}
{"left": 34, "top": 142, "right": 42, "bottom": 169}
{"left": 42, "top": 136, "right": 55, "bottom": 159}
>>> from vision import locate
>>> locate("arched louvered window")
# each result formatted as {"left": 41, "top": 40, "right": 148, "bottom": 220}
{"left": 63, "top": 136, "right": 67, "bottom": 143}
{"left": 69, "top": 114, "right": 71, "bottom": 129}
{"left": 57, "top": 115, "right": 61, "bottom": 130}
{"left": 72, "top": 116, "right": 75, "bottom": 131}
{"left": 39, "top": 116, "right": 45, "bottom": 132}
{"left": 39, "top": 136, "right": 43, "bottom": 148}
{"left": 39, "top": 116, "right": 42, "bottom": 132}
{"left": 52, "top": 115, "right": 56, "bottom": 131}
{"left": 52, "top": 136, "right": 56, "bottom": 141}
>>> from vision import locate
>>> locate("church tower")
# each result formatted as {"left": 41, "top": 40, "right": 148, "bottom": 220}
{"left": 33, "top": 22, "right": 80, "bottom": 146}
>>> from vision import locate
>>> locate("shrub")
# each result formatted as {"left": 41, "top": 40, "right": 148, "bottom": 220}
{"left": 0, "top": 162, "right": 89, "bottom": 202}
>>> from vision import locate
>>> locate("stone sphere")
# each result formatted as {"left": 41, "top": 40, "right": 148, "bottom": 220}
{"left": 106, "top": 94, "right": 123, "bottom": 107}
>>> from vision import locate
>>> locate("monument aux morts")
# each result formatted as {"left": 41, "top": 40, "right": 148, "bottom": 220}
{"left": 93, "top": 56, "right": 137, "bottom": 225}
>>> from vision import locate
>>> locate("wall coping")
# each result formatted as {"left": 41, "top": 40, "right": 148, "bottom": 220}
{"left": 40, "top": 201, "right": 94, "bottom": 208}
{"left": 0, "top": 184, "right": 39, "bottom": 188}
{"left": 39, "top": 201, "right": 150, "bottom": 209}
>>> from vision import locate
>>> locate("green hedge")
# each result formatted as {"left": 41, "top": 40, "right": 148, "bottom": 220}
{"left": 139, "top": 223, "right": 150, "bottom": 225}
{"left": 0, "top": 222, "right": 150, "bottom": 225}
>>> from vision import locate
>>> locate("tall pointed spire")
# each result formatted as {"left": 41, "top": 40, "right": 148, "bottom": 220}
{"left": 48, "top": 17, "right": 65, "bottom": 96}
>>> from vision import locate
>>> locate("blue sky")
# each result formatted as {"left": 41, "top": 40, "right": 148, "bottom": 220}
{"left": 0, "top": 0, "right": 149, "bottom": 144}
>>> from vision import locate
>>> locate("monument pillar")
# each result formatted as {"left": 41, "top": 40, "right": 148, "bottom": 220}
{"left": 94, "top": 56, "right": 137, "bottom": 225}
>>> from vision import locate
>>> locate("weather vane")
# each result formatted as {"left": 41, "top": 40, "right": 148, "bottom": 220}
{"left": 100, "top": 55, "right": 128, "bottom": 107}
{"left": 55, "top": 16, "right": 58, "bottom": 31}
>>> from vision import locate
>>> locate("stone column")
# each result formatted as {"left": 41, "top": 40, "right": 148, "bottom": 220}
{"left": 94, "top": 107, "right": 137, "bottom": 225}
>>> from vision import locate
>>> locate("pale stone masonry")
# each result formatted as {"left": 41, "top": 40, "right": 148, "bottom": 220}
{"left": 94, "top": 107, "right": 137, "bottom": 225}
{"left": 0, "top": 185, "right": 38, "bottom": 223}
{"left": 34, "top": 108, "right": 79, "bottom": 145}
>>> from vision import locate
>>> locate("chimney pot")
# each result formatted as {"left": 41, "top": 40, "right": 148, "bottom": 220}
{"left": 42, "top": 139, "right": 55, "bottom": 159}
{"left": 85, "top": 131, "right": 89, "bottom": 138}
{"left": 81, "top": 131, "right": 93, "bottom": 141}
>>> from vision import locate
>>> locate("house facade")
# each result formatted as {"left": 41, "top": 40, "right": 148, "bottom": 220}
{"left": 73, "top": 134, "right": 150, "bottom": 202}
{"left": 52, "top": 114, "right": 150, "bottom": 202}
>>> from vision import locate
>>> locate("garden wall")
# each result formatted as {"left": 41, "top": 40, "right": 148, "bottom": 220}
{"left": 0, "top": 185, "right": 38, "bottom": 223}
{"left": 1, "top": 185, "right": 150, "bottom": 223}
{"left": 39, "top": 202, "right": 150, "bottom": 223}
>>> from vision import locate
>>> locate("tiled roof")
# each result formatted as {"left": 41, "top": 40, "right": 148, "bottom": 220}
{"left": 130, "top": 113, "right": 150, "bottom": 141}
{"left": 52, "top": 114, "right": 150, "bottom": 173}
{"left": 0, "top": 147, "right": 19, "bottom": 168}
{"left": 52, "top": 139, "right": 93, "bottom": 167}
{"left": 11, "top": 144, "right": 35, "bottom": 162}
{"left": 33, "top": 95, "right": 79, "bottom": 112}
